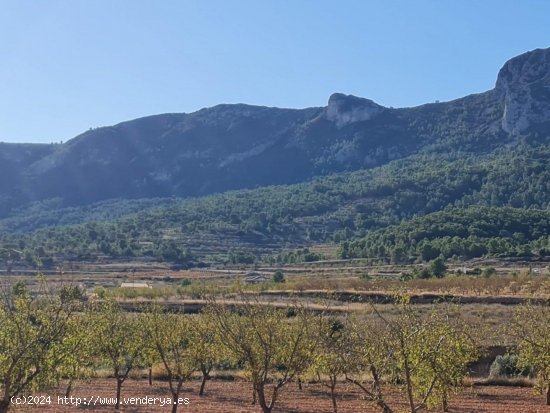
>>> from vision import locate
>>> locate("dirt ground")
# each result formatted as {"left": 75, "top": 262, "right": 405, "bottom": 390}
{"left": 14, "top": 379, "right": 550, "bottom": 413}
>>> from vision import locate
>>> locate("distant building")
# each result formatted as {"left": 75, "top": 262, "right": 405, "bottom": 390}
{"left": 120, "top": 282, "right": 151, "bottom": 289}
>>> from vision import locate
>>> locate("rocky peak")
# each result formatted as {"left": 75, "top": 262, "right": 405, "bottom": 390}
{"left": 495, "top": 47, "right": 550, "bottom": 135}
{"left": 325, "top": 93, "right": 384, "bottom": 128}
{"left": 496, "top": 48, "right": 550, "bottom": 90}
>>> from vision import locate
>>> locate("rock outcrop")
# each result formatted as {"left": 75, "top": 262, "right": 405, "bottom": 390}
{"left": 496, "top": 47, "right": 550, "bottom": 135}
{"left": 325, "top": 93, "right": 384, "bottom": 128}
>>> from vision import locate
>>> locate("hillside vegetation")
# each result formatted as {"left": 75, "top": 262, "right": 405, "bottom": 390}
{"left": 1, "top": 47, "right": 550, "bottom": 266}
{"left": 1, "top": 142, "right": 550, "bottom": 266}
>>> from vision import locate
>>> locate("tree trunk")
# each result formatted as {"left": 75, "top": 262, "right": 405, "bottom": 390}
{"left": 199, "top": 374, "right": 208, "bottom": 396}
{"left": 370, "top": 367, "right": 393, "bottom": 413}
{"left": 381, "top": 402, "right": 393, "bottom": 413}
{"left": 402, "top": 351, "right": 415, "bottom": 413}
{"left": 255, "top": 384, "right": 272, "bottom": 413}
{"left": 148, "top": 368, "right": 153, "bottom": 386}
{"left": 330, "top": 381, "right": 338, "bottom": 413}
{"left": 171, "top": 377, "right": 185, "bottom": 413}
{"left": 546, "top": 385, "right": 550, "bottom": 406}
{"left": 297, "top": 377, "right": 302, "bottom": 391}
{"left": 171, "top": 395, "right": 178, "bottom": 413}
{"left": 65, "top": 379, "right": 73, "bottom": 398}
{"left": 347, "top": 374, "right": 393, "bottom": 413}
{"left": 115, "top": 378, "right": 122, "bottom": 410}
{"left": 0, "top": 399, "right": 9, "bottom": 413}
{"left": 171, "top": 392, "right": 181, "bottom": 413}
{"left": 442, "top": 395, "right": 448, "bottom": 412}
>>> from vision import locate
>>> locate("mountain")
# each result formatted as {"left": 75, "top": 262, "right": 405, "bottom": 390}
{"left": 3, "top": 142, "right": 550, "bottom": 265}
{"left": 0, "top": 142, "right": 57, "bottom": 213}
{"left": 1, "top": 47, "right": 549, "bottom": 218}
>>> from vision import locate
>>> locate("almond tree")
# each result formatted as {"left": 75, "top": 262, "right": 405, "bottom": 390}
{"left": 92, "top": 300, "right": 145, "bottom": 410}
{"left": 52, "top": 312, "right": 95, "bottom": 397}
{"left": 142, "top": 309, "right": 195, "bottom": 413}
{"left": 510, "top": 303, "right": 550, "bottom": 405}
{"left": 343, "top": 317, "right": 396, "bottom": 413}
{"left": 0, "top": 278, "right": 79, "bottom": 413}
{"left": 188, "top": 313, "right": 222, "bottom": 396}
{"left": 345, "top": 298, "right": 478, "bottom": 413}
{"left": 206, "top": 296, "right": 321, "bottom": 413}
{"left": 313, "top": 317, "right": 354, "bottom": 413}
{"left": 371, "top": 299, "right": 477, "bottom": 413}
{"left": 402, "top": 306, "right": 478, "bottom": 412}
{"left": 141, "top": 334, "right": 158, "bottom": 387}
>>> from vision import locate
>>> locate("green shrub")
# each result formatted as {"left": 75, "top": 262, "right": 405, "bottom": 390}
{"left": 468, "top": 267, "right": 482, "bottom": 275}
{"left": 489, "top": 353, "right": 534, "bottom": 378}
{"left": 400, "top": 272, "right": 414, "bottom": 281}
{"left": 416, "top": 267, "right": 433, "bottom": 279}
{"left": 272, "top": 270, "right": 285, "bottom": 283}
{"left": 179, "top": 278, "right": 192, "bottom": 287}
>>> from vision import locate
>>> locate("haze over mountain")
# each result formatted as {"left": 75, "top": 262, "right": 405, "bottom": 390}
{"left": 1, "top": 47, "right": 549, "bottom": 218}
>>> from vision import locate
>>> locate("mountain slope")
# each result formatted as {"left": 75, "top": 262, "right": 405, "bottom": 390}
{"left": 0, "top": 142, "right": 58, "bottom": 215}
{"left": 4, "top": 141, "right": 550, "bottom": 265}
{"left": 2, "top": 47, "right": 549, "bottom": 216}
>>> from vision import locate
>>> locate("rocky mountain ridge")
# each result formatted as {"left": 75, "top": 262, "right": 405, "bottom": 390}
{"left": 0, "top": 47, "right": 549, "bottom": 217}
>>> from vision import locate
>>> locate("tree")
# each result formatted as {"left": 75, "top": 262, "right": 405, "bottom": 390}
{"left": 337, "top": 242, "right": 350, "bottom": 259}
{"left": 187, "top": 313, "right": 222, "bottom": 396}
{"left": 421, "top": 243, "right": 440, "bottom": 262}
{"left": 156, "top": 240, "right": 194, "bottom": 265}
{"left": 405, "top": 307, "right": 478, "bottom": 411}
{"left": 53, "top": 312, "right": 95, "bottom": 397}
{"left": 142, "top": 309, "right": 194, "bottom": 413}
{"left": 272, "top": 270, "right": 285, "bottom": 283}
{"left": 510, "top": 303, "right": 550, "bottom": 405}
{"left": 371, "top": 299, "right": 477, "bottom": 412}
{"left": 430, "top": 256, "right": 447, "bottom": 278}
{"left": 0, "top": 247, "right": 21, "bottom": 275}
{"left": 314, "top": 318, "right": 352, "bottom": 413}
{"left": 0, "top": 277, "right": 79, "bottom": 413}
{"left": 91, "top": 301, "right": 145, "bottom": 410}
{"left": 345, "top": 298, "right": 478, "bottom": 413}
{"left": 140, "top": 335, "right": 158, "bottom": 388}
{"left": 416, "top": 267, "right": 433, "bottom": 279}
{"left": 390, "top": 246, "right": 407, "bottom": 264}
{"left": 343, "top": 317, "right": 396, "bottom": 413}
{"left": 207, "top": 296, "right": 320, "bottom": 413}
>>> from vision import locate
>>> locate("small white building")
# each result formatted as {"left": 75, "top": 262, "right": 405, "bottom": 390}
{"left": 120, "top": 282, "right": 152, "bottom": 289}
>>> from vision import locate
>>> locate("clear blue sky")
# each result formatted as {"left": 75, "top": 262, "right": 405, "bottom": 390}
{"left": 1, "top": 0, "right": 549, "bottom": 143}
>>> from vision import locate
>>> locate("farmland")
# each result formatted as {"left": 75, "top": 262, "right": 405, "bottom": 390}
{"left": 2, "top": 252, "right": 550, "bottom": 413}
{"left": 28, "top": 379, "right": 550, "bottom": 413}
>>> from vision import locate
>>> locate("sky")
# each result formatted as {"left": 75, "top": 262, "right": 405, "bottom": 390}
{"left": 1, "top": 1, "right": 549, "bottom": 143}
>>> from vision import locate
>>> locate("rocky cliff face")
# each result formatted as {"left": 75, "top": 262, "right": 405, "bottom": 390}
{"left": 496, "top": 47, "right": 550, "bottom": 135}
{"left": 325, "top": 93, "right": 385, "bottom": 128}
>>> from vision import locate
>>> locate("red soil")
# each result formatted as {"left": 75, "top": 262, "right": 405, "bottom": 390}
{"left": 18, "top": 379, "right": 550, "bottom": 413}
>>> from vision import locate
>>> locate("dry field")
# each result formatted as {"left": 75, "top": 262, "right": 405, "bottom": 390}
{"left": 20, "top": 379, "right": 550, "bottom": 413}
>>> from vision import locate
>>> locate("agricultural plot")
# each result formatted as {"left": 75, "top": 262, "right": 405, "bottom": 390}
{"left": 27, "top": 380, "right": 550, "bottom": 413}
{"left": 2, "top": 258, "right": 550, "bottom": 413}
